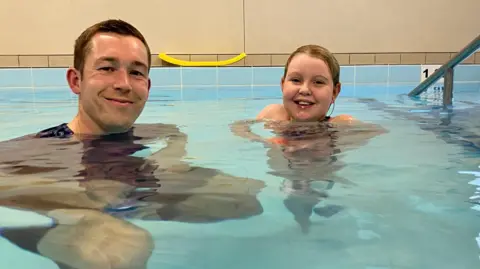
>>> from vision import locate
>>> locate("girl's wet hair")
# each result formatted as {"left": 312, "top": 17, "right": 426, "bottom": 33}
{"left": 283, "top": 44, "right": 340, "bottom": 86}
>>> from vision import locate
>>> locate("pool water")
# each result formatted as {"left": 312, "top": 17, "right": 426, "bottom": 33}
{"left": 0, "top": 80, "right": 480, "bottom": 269}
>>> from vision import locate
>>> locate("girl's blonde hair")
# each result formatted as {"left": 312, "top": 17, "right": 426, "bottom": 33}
{"left": 283, "top": 44, "right": 340, "bottom": 86}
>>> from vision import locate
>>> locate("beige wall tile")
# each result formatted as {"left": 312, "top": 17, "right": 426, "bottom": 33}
{"left": 151, "top": 54, "right": 164, "bottom": 67}
{"left": 375, "top": 53, "right": 401, "bottom": 64}
{"left": 245, "top": 54, "right": 271, "bottom": 66}
{"left": 271, "top": 54, "right": 289, "bottom": 66}
{"left": 218, "top": 54, "right": 245, "bottom": 66}
{"left": 349, "top": 54, "right": 374, "bottom": 65}
{"left": 401, "top": 53, "right": 426, "bottom": 64}
{"left": 49, "top": 55, "right": 73, "bottom": 67}
{"left": 244, "top": 0, "right": 479, "bottom": 54}
{"left": 145, "top": 0, "right": 244, "bottom": 54}
{"left": 190, "top": 55, "right": 218, "bottom": 62}
{"left": 19, "top": 55, "right": 48, "bottom": 67}
{"left": 170, "top": 55, "right": 190, "bottom": 61}
{"left": 0, "top": 0, "right": 244, "bottom": 54}
{"left": 0, "top": 55, "right": 19, "bottom": 67}
{"left": 333, "top": 54, "right": 349, "bottom": 65}
{"left": 426, "top": 53, "right": 451, "bottom": 64}
{"left": 3, "top": 51, "right": 478, "bottom": 68}
{"left": 0, "top": 1, "right": 478, "bottom": 55}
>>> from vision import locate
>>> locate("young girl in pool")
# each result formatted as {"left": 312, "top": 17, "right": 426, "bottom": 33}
{"left": 231, "top": 44, "right": 386, "bottom": 233}
{"left": 258, "top": 44, "right": 353, "bottom": 126}
{"left": 232, "top": 44, "right": 367, "bottom": 146}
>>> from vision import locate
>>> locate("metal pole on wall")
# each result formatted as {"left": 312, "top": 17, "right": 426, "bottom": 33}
{"left": 443, "top": 67, "right": 454, "bottom": 109}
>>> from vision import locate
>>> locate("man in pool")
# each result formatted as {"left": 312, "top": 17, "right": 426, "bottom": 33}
{"left": 0, "top": 19, "right": 265, "bottom": 269}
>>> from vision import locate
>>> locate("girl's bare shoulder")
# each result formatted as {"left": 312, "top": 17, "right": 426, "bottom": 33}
{"left": 256, "top": 104, "right": 289, "bottom": 121}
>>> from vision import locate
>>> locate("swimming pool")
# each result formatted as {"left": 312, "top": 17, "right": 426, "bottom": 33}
{"left": 1, "top": 65, "right": 480, "bottom": 269}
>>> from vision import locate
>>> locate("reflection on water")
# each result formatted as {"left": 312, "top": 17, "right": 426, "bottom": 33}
{"left": 1, "top": 102, "right": 480, "bottom": 269}
{"left": 0, "top": 123, "right": 265, "bottom": 269}
{"left": 259, "top": 120, "right": 385, "bottom": 234}
{"left": 2, "top": 209, "right": 155, "bottom": 269}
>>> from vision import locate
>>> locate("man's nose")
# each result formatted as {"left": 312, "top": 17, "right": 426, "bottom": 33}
{"left": 114, "top": 69, "right": 132, "bottom": 92}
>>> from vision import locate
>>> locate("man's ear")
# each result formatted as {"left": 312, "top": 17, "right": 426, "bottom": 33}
{"left": 67, "top": 67, "right": 81, "bottom": 95}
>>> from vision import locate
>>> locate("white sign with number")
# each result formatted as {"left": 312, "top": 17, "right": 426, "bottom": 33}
{"left": 420, "top": 65, "right": 443, "bottom": 83}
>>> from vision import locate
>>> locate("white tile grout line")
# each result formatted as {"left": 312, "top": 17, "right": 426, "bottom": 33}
{"left": 387, "top": 64, "right": 391, "bottom": 88}
{"left": 353, "top": 66, "right": 357, "bottom": 96}
{"left": 386, "top": 64, "right": 391, "bottom": 98}
{"left": 0, "top": 64, "right": 480, "bottom": 71}
{"left": 0, "top": 83, "right": 478, "bottom": 91}
{"left": 30, "top": 68, "right": 38, "bottom": 113}
{"left": 215, "top": 66, "right": 219, "bottom": 100}
{"left": 1, "top": 82, "right": 480, "bottom": 90}
{"left": 250, "top": 66, "right": 254, "bottom": 98}
{"left": 179, "top": 67, "right": 183, "bottom": 100}
{"left": 2, "top": 76, "right": 480, "bottom": 87}
{"left": 4, "top": 81, "right": 480, "bottom": 88}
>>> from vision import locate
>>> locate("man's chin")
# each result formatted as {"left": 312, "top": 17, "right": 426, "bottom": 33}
{"left": 103, "top": 121, "right": 135, "bottom": 134}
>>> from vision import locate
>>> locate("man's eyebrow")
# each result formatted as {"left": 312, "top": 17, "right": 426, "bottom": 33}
{"left": 131, "top": 60, "right": 148, "bottom": 69}
{"left": 95, "top": 57, "right": 147, "bottom": 69}
{"left": 96, "top": 56, "right": 116, "bottom": 63}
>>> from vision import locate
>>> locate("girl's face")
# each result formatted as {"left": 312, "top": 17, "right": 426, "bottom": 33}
{"left": 281, "top": 53, "right": 340, "bottom": 121}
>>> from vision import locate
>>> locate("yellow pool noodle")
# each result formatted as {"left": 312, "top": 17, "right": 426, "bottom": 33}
{"left": 158, "top": 53, "right": 247, "bottom": 67}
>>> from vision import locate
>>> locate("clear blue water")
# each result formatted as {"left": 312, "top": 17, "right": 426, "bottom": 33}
{"left": 0, "top": 66, "right": 480, "bottom": 269}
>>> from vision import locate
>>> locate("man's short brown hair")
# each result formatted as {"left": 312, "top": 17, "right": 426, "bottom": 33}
{"left": 73, "top": 19, "right": 151, "bottom": 75}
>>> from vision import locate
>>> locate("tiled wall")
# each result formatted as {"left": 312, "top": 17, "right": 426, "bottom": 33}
{"left": 1, "top": 1, "right": 479, "bottom": 56}
{"left": 1, "top": 65, "right": 479, "bottom": 103}
{"left": 1, "top": 52, "right": 479, "bottom": 68}
{"left": 1, "top": 65, "right": 479, "bottom": 88}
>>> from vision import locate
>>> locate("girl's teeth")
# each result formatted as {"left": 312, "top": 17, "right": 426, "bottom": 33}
{"left": 298, "top": 101, "right": 311, "bottom": 105}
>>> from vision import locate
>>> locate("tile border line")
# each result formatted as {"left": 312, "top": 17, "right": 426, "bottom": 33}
{"left": 0, "top": 52, "right": 479, "bottom": 68}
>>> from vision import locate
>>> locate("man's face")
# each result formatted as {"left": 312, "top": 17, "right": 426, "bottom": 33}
{"left": 68, "top": 32, "right": 151, "bottom": 134}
